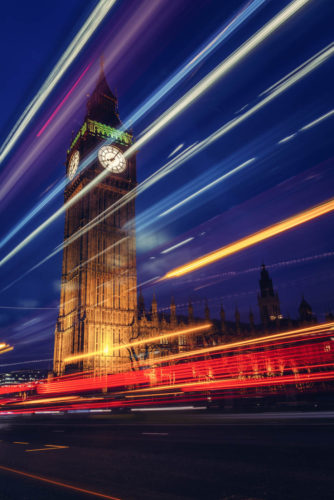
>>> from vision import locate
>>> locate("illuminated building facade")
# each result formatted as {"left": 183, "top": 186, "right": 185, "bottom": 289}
{"left": 53, "top": 66, "right": 318, "bottom": 377}
{"left": 54, "top": 64, "right": 137, "bottom": 375}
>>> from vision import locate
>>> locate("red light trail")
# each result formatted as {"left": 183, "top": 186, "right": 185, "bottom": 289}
{"left": 1, "top": 323, "right": 333, "bottom": 413}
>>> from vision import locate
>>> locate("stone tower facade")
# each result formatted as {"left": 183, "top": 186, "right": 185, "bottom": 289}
{"left": 53, "top": 63, "right": 137, "bottom": 375}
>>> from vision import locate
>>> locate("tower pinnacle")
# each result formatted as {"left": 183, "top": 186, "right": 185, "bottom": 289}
{"left": 86, "top": 59, "right": 121, "bottom": 127}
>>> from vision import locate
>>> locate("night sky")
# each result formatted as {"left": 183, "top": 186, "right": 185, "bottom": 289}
{"left": 0, "top": 0, "right": 333, "bottom": 371}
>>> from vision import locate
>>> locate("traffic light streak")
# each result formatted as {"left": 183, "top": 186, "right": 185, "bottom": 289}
{"left": 163, "top": 199, "right": 334, "bottom": 279}
{"left": 63, "top": 323, "right": 212, "bottom": 364}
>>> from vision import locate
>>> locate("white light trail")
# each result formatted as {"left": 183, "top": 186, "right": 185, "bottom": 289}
{"left": 198, "top": 42, "right": 334, "bottom": 152}
{"left": 188, "top": 251, "right": 334, "bottom": 289}
{"left": 127, "top": 43, "right": 333, "bottom": 236}
{"left": 168, "top": 144, "right": 184, "bottom": 158}
{"left": 159, "top": 158, "right": 256, "bottom": 218}
{"left": 0, "top": 1, "right": 164, "bottom": 249}
{"left": 260, "top": 43, "right": 330, "bottom": 97}
{"left": 123, "top": 0, "right": 267, "bottom": 131}
{"left": 138, "top": 0, "right": 311, "bottom": 143}
{"left": 0, "top": 0, "right": 117, "bottom": 164}
{"left": 58, "top": 143, "right": 203, "bottom": 252}
{"left": 130, "top": 276, "right": 160, "bottom": 291}
{"left": 71, "top": 237, "right": 128, "bottom": 273}
{"left": 278, "top": 133, "right": 296, "bottom": 144}
{"left": 161, "top": 237, "right": 194, "bottom": 255}
{"left": 300, "top": 109, "right": 334, "bottom": 131}
{"left": 0, "top": 0, "right": 314, "bottom": 270}
{"left": 0, "top": 178, "right": 68, "bottom": 249}
{"left": 0, "top": 358, "right": 53, "bottom": 368}
{"left": 0, "top": 0, "right": 265, "bottom": 250}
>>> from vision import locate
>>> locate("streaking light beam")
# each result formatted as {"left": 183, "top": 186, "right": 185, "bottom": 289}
{"left": 278, "top": 134, "right": 296, "bottom": 144}
{"left": 56, "top": 40, "right": 333, "bottom": 255}
{"left": 161, "top": 237, "right": 194, "bottom": 254}
{"left": 163, "top": 198, "right": 334, "bottom": 279}
{"left": 64, "top": 323, "right": 211, "bottom": 364}
{"left": 138, "top": 0, "right": 311, "bottom": 143}
{"left": 159, "top": 158, "right": 256, "bottom": 218}
{"left": 0, "top": 0, "right": 267, "bottom": 249}
{"left": 0, "top": 0, "right": 311, "bottom": 269}
{"left": 36, "top": 64, "right": 91, "bottom": 137}
{"left": 0, "top": 0, "right": 117, "bottom": 163}
{"left": 300, "top": 109, "right": 334, "bottom": 131}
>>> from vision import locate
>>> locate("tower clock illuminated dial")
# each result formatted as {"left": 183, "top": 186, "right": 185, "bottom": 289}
{"left": 68, "top": 150, "right": 80, "bottom": 180}
{"left": 98, "top": 145, "right": 126, "bottom": 173}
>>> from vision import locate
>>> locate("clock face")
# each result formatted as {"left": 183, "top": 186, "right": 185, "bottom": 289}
{"left": 98, "top": 145, "right": 126, "bottom": 173}
{"left": 68, "top": 150, "right": 80, "bottom": 180}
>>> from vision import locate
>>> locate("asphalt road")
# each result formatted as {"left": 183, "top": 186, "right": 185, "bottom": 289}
{"left": 0, "top": 411, "right": 333, "bottom": 500}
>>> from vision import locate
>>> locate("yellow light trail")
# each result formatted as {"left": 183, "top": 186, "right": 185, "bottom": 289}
{"left": 25, "top": 445, "right": 69, "bottom": 452}
{"left": 0, "top": 344, "right": 13, "bottom": 355}
{"left": 137, "top": 322, "right": 334, "bottom": 367}
{"left": 163, "top": 198, "right": 334, "bottom": 279}
{"left": 14, "top": 396, "right": 101, "bottom": 405}
{"left": 64, "top": 323, "right": 212, "bottom": 364}
{"left": 0, "top": 0, "right": 117, "bottom": 165}
{"left": 0, "top": 0, "right": 310, "bottom": 269}
{"left": 0, "top": 465, "right": 121, "bottom": 500}
{"left": 15, "top": 396, "right": 80, "bottom": 406}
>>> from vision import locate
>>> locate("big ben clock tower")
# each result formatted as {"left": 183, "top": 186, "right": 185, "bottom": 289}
{"left": 53, "top": 62, "right": 137, "bottom": 375}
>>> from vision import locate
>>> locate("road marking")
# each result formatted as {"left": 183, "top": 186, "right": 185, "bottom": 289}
{"left": 0, "top": 465, "right": 122, "bottom": 499}
{"left": 13, "top": 441, "right": 29, "bottom": 445}
{"left": 25, "top": 444, "right": 69, "bottom": 452}
{"left": 141, "top": 432, "right": 169, "bottom": 436}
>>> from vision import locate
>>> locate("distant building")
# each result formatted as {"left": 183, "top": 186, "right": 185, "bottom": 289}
{"left": 299, "top": 295, "right": 316, "bottom": 323}
{"left": 0, "top": 370, "right": 48, "bottom": 386}
{"left": 130, "top": 263, "right": 319, "bottom": 365}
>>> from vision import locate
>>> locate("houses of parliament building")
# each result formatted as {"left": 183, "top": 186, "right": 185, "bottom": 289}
{"left": 53, "top": 65, "right": 320, "bottom": 376}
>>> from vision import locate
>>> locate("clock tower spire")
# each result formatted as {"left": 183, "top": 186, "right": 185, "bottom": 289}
{"left": 53, "top": 63, "right": 137, "bottom": 375}
{"left": 86, "top": 57, "right": 121, "bottom": 128}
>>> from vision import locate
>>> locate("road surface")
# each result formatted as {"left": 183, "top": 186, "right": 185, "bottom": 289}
{"left": 0, "top": 411, "right": 333, "bottom": 499}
